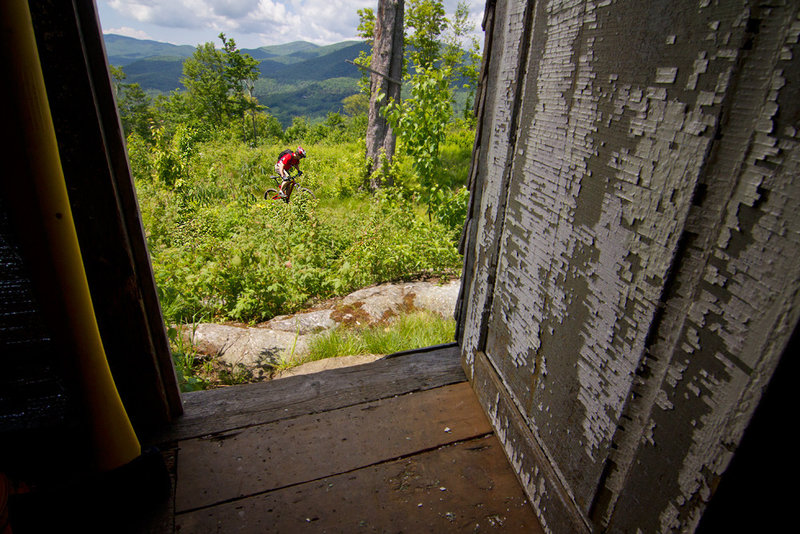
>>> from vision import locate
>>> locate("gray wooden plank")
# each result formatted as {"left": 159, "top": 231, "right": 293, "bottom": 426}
{"left": 174, "top": 382, "right": 491, "bottom": 512}
{"left": 176, "top": 435, "right": 543, "bottom": 533}
{"left": 149, "top": 344, "right": 465, "bottom": 444}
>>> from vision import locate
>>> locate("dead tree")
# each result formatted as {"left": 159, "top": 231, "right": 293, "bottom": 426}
{"left": 365, "top": 0, "right": 404, "bottom": 189}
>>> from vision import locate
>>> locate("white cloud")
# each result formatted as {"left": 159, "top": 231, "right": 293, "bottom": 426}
{"left": 100, "top": 0, "right": 484, "bottom": 48}
{"left": 104, "top": 25, "right": 152, "bottom": 40}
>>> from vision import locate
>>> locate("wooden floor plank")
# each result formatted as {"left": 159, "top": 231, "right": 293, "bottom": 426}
{"left": 176, "top": 435, "right": 543, "bottom": 533}
{"left": 175, "top": 382, "right": 491, "bottom": 512}
{"left": 150, "top": 345, "right": 464, "bottom": 445}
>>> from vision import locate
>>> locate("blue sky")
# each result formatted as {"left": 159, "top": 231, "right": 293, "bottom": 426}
{"left": 96, "top": 0, "right": 485, "bottom": 49}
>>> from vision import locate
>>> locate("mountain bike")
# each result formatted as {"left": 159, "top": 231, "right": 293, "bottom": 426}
{"left": 264, "top": 171, "right": 316, "bottom": 203}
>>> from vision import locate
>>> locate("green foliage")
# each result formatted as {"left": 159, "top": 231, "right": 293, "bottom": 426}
{"left": 406, "top": 0, "right": 447, "bottom": 71}
{"left": 342, "top": 93, "right": 369, "bottom": 117}
{"left": 182, "top": 41, "right": 228, "bottom": 126}
{"left": 145, "top": 123, "right": 199, "bottom": 187}
{"left": 180, "top": 33, "right": 260, "bottom": 141}
{"left": 125, "top": 132, "right": 153, "bottom": 182}
{"left": 355, "top": 8, "right": 376, "bottom": 94}
{"left": 437, "top": 118, "right": 475, "bottom": 187}
{"left": 444, "top": 1, "right": 482, "bottom": 121}
{"left": 357, "top": 0, "right": 480, "bottom": 210}
{"left": 220, "top": 34, "right": 262, "bottom": 143}
{"left": 166, "top": 321, "right": 258, "bottom": 391}
{"left": 303, "top": 142, "right": 368, "bottom": 197}
{"left": 382, "top": 66, "right": 453, "bottom": 201}
{"left": 114, "top": 27, "right": 476, "bottom": 329}
{"left": 249, "top": 111, "right": 284, "bottom": 142}
{"left": 132, "top": 130, "right": 468, "bottom": 325}
{"left": 167, "top": 323, "right": 206, "bottom": 392}
{"left": 254, "top": 78, "right": 361, "bottom": 127}
{"left": 430, "top": 185, "right": 470, "bottom": 242}
{"left": 111, "top": 65, "right": 154, "bottom": 138}
{"left": 357, "top": 8, "right": 376, "bottom": 42}
{"left": 105, "top": 31, "right": 477, "bottom": 130}
{"left": 284, "top": 116, "right": 309, "bottom": 142}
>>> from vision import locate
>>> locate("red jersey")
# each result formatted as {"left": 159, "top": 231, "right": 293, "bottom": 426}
{"left": 278, "top": 152, "right": 301, "bottom": 171}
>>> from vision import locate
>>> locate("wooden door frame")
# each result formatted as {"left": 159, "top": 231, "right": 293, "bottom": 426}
{"left": 28, "top": 0, "right": 182, "bottom": 433}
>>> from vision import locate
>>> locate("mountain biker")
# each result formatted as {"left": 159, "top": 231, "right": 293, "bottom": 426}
{"left": 275, "top": 146, "right": 306, "bottom": 197}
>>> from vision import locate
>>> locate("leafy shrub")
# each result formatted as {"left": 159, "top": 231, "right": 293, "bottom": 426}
{"left": 133, "top": 120, "right": 472, "bottom": 325}
{"left": 430, "top": 185, "right": 470, "bottom": 242}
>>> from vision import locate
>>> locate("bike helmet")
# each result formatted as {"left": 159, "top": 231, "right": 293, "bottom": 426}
{"left": 296, "top": 146, "right": 306, "bottom": 158}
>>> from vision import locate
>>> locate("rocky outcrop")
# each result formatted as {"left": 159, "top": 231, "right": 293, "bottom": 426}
{"left": 179, "top": 279, "right": 460, "bottom": 376}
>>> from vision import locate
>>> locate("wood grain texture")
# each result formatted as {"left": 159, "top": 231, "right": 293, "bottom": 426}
{"left": 175, "top": 382, "right": 491, "bottom": 512}
{"left": 176, "top": 435, "right": 542, "bottom": 533}
{"left": 471, "top": 351, "right": 590, "bottom": 534}
{"left": 151, "top": 344, "right": 465, "bottom": 444}
{"left": 457, "top": 0, "right": 800, "bottom": 532}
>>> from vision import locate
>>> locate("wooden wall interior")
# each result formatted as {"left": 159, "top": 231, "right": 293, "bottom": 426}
{"left": 457, "top": 1, "right": 800, "bottom": 532}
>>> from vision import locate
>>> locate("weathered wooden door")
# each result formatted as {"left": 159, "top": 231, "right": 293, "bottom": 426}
{"left": 457, "top": 1, "right": 800, "bottom": 532}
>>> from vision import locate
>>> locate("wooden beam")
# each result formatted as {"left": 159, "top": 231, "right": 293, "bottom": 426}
{"left": 152, "top": 345, "right": 465, "bottom": 444}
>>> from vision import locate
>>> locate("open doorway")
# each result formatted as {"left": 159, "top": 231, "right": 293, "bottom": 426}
{"left": 91, "top": 1, "right": 483, "bottom": 392}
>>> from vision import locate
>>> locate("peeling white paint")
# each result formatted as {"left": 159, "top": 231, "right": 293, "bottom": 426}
{"left": 461, "top": 1, "right": 800, "bottom": 532}
{"left": 655, "top": 67, "right": 678, "bottom": 84}
{"left": 462, "top": 0, "right": 531, "bottom": 366}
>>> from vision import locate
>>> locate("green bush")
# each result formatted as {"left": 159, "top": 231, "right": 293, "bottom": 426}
{"left": 132, "top": 119, "right": 472, "bottom": 325}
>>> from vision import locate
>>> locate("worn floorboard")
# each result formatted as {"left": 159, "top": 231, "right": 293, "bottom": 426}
{"left": 149, "top": 346, "right": 543, "bottom": 532}
{"left": 176, "top": 435, "right": 542, "bottom": 533}
{"left": 175, "top": 382, "right": 491, "bottom": 512}
{"left": 150, "top": 344, "right": 465, "bottom": 445}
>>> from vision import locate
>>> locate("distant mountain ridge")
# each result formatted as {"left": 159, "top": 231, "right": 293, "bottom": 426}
{"left": 103, "top": 34, "right": 472, "bottom": 127}
{"left": 104, "top": 34, "right": 368, "bottom": 124}
{"left": 104, "top": 34, "right": 368, "bottom": 89}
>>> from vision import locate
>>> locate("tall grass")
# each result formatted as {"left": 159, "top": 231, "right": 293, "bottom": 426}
{"left": 302, "top": 310, "right": 455, "bottom": 363}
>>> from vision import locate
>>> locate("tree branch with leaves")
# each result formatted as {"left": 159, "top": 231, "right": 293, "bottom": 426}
{"left": 181, "top": 33, "right": 261, "bottom": 142}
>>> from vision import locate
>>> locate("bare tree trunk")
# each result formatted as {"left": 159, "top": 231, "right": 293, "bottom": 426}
{"left": 366, "top": 0, "right": 404, "bottom": 189}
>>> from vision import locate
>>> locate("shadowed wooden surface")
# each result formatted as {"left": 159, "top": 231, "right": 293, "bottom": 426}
{"left": 176, "top": 435, "right": 539, "bottom": 533}
{"left": 175, "top": 382, "right": 491, "bottom": 512}
{"left": 151, "top": 344, "right": 466, "bottom": 444}
{"left": 150, "top": 345, "right": 543, "bottom": 532}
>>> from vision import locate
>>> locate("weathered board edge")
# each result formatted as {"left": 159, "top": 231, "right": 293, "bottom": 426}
{"left": 459, "top": 0, "right": 535, "bottom": 365}
{"left": 151, "top": 345, "right": 465, "bottom": 444}
{"left": 467, "top": 350, "right": 590, "bottom": 534}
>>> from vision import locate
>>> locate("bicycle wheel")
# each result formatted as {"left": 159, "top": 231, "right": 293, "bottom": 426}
{"left": 264, "top": 188, "right": 282, "bottom": 201}
{"left": 293, "top": 187, "right": 316, "bottom": 201}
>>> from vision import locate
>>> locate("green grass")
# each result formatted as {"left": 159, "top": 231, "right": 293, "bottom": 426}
{"left": 130, "top": 112, "right": 472, "bottom": 327}
{"left": 300, "top": 310, "right": 456, "bottom": 364}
